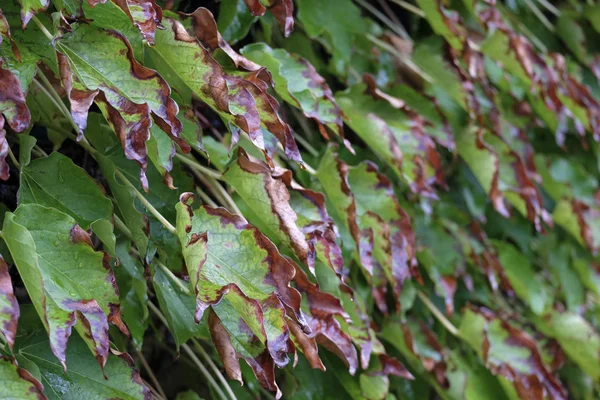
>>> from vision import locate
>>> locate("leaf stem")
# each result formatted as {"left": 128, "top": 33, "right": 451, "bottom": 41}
{"left": 416, "top": 290, "right": 460, "bottom": 337}
{"left": 114, "top": 215, "right": 133, "bottom": 240}
{"left": 388, "top": 0, "right": 425, "bottom": 17}
{"left": 35, "top": 72, "right": 83, "bottom": 137}
{"left": 191, "top": 339, "right": 238, "bottom": 400}
{"left": 153, "top": 258, "right": 192, "bottom": 296}
{"left": 31, "top": 16, "right": 54, "bottom": 41}
{"left": 7, "top": 146, "right": 20, "bottom": 170}
{"left": 354, "top": 0, "right": 411, "bottom": 41}
{"left": 114, "top": 170, "right": 176, "bottom": 235}
{"left": 365, "top": 34, "right": 434, "bottom": 84}
{"left": 196, "top": 187, "right": 218, "bottom": 208}
{"left": 147, "top": 302, "right": 230, "bottom": 400}
{"left": 175, "top": 153, "right": 223, "bottom": 180}
{"left": 135, "top": 348, "right": 168, "bottom": 400}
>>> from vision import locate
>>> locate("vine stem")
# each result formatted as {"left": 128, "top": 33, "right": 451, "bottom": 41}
{"left": 31, "top": 16, "right": 54, "bottom": 41}
{"left": 354, "top": 0, "right": 410, "bottom": 41}
{"left": 153, "top": 258, "right": 192, "bottom": 296}
{"left": 7, "top": 146, "right": 20, "bottom": 169}
{"left": 175, "top": 153, "right": 223, "bottom": 180}
{"left": 416, "top": 290, "right": 460, "bottom": 337}
{"left": 147, "top": 302, "right": 230, "bottom": 400}
{"left": 135, "top": 349, "right": 167, "bottom": 400}
{"left": 388, "top": 0, "right": 425, "bottom": 17}
{"left": 114, "top": 169, "right": 176, "bottom": 235}
{"left": 191, "top": 339, "right": 238, "bottom": 400}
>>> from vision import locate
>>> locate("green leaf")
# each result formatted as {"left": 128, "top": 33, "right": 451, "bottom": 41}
{"left": 241, "top": 43, "right": 348, "bottom": 148}
{"left": 534, "top": 311, "right": 600, "bottom": 380}
{"left": 2, "top": 204, "right": 125, "bottom": 369}
{"left": 17, "top": 0, "right": 50, "bottom": 27}
{"left": 218, "top": 0, "right": 257, "bottom": 43}
{"left": 19, "top": 152, "right": 115, "bottom": 252}
{"left": 12, "top": 313, "right": 150, "bottom": 400}
{"left": 0, "top": 357, "right": 45, "bottom": 399}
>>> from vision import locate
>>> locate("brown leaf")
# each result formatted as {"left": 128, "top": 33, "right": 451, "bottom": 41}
{"left": 288, "top": 317, "right": 325, "bottom": 370}
{"left": 208, "top": 309, "right": 243, "bottom": 384}
{"left": 0, "top": 255, "right": 19, "bottom": 350}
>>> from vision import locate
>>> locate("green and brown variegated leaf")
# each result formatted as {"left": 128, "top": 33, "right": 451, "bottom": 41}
{"left": 0, "top": 357, "right": 45, "bottom": 399}
{"left": 2, "top": 204, "right": 127, "bottom": 369}
{"left": 0, "top": 255, "right": 18, "bottom": 350}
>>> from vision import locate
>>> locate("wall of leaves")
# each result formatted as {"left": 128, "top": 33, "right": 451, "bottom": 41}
{"left": 0, "top": 0, "right": 599, "bottom": 399}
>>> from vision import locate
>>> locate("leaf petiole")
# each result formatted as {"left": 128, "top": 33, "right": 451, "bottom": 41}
{"left": 416, "top": 290, "right": 460, "bottom": 337}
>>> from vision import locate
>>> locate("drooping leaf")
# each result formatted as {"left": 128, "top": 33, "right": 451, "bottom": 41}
{"left": 87, "top": 0, "right": 163, "bottom": 45}
{"left": 13, "top": 311, "right": 150, "bottom": 400}
{"left": 459, "top": 306, "right": 567, "bottom": 400}
{"left": 241, "top": 43, "right": 350, "bottom": 150}
{"left": 0, "top": 255, "right": 18, "bottom": 350}
{"left": 2, "top": 204, "right": 126, "bottom": 369}
{"left": 55, "top": 22, "right": 189, "bottom": 187}
{"left": 0, "top": 60, "right": 31, "bottom": 180}
{"left": 0, "top": 357, "right": 45, "bottom": 399}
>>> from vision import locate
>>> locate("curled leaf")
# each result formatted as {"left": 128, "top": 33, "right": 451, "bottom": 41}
{"left": 243, "top": 0, "right": 293, "bottom": 36}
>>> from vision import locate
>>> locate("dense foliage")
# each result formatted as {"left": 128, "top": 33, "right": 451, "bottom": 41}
{"left": 1, "top": 0, "right": 600, "bottom": 398}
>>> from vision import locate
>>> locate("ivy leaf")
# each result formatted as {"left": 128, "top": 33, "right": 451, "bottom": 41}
{"left": 534, "top": 311, "right": 600, "bottom": 380}
{"left": 0, "top": 60, "right": 31, "bottom": 180}
{"left": 17, "top": 0, "right": 50, "bottom": 27}
{"left": 2, "top": 204, "right": 126, "bottom": 370}
{"left": 149, "top": 15, "right": 301, "bottom": 164}
{"left": 241, "top": 43, "right": 351, "bottom": 151}
{"left": 0, "top": 255, "right": 19, "bottom": 350}
{"left": 243, "top": 0, "right": 293, "bottom": 37}
{"left": 12, "top": 312, "right": 150, "bottom": 399}
{"left": 223, "top": 149, "right": 345, "bottom": 282}
{"left": 459, "top": 306, "right": 568, "bottom": 400}
{"left": 18, "top": 152, "right": 116, "bottom": 253}
{"left": 87, "top": 0, "right": 163, "bottom": 45}
{"left": 0, "top": 357, "right": 45, "bottom": 399}
{"left": 336, "top": 84, "right": 444, "bottom": 197}
{"left": 217, "top": 0, "right": 257, "bottom": 44}
{"left": 55, "top": 22, "right": 189, "bottom": 187}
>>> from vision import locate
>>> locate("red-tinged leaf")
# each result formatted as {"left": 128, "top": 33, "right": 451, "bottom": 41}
{"left": 55, "top": 23, "right": 189, "bottom": 188}
{"left": 2, "top": 205, "right": 127, "bottom": 370}
{"left": 292, "top": 263, "right": 359, "bottom": 375}
{"left": 375, "top": 354, "right": 414, "bottom": 380}
{"left": 460, "top": 306, "right": 568, "bottom": 400}
{"left": 184, "top": 7, "right": 262, "bottom": 72}
{"left": 0, "top": 60, "right": 31, "bottom": 180}
{"left": 150, "top": 17, "right": 301, "bottom": 164}
{"left": 224, "top": 149, "right": 346, "bottom": 283}
{"left": 208, "top": 309, "right": 243, "bottom": 384}
{"left": 0, "top": 255, "right": 18, "bottom": 350}
{"left": 88, "top": 0, "right": 163, "bottom": 45}
{"left": 0, "top": 9, "right": 21, "bottom": 61}
{"left": 0, "top": 357, "right": 45, "bottom": 400}
{"left": 288, "top": 317, "right": 325, "bottom": 370}
{"left": 208, "top": 287, "right": 284, "bottom": 398}
{"left": 242, "top": 43, "right": 351, "bottom": 152}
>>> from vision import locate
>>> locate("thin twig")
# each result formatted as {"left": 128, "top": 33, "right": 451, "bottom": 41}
{"left": 378, "top": 0, "right": 403, "bottom": 27}
{"left": 31, "top": 16, "right": 54, "bottom": 41}
{"left": 114, "top": 215, "right": 133, "bottom": 240}
{"left": 147, "top": 302, "right": 229, "bottom": 400}
{"left": 388, "top": 0, "right": 425, "bottom": 17}
{"left": 416, "top": 290, "right": 460, "bottom": 337}
{"left": 7, "top": 146, "right": 20, "bottom": 170}
{"left": 153, "top": 258, "right": 192, "bottom": 296}
{"left": 354, "top": 0, "right": 411, "bottom": 41}
{"left": 175, "top": 153, "right": 223, "bottom": 180}
{"left": 523, "top": 0, "right": 555, "bottom": 32}
{"left": 366, "top": 34, "right": 433, "bottom": 83}
{"left": 35, "top": 71, "right": 82, "bottom": 138}
{"left": 136, "top": 349, "right": 168, "bottom": 400}
{"left": 536, "top": 0, "right": 559, "bottom": 16}
{"left": 191, "top": 339, "right": 238, "bottom": 400}
{"left": 196, "top": 187, "right": 218, "bottom": 207}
